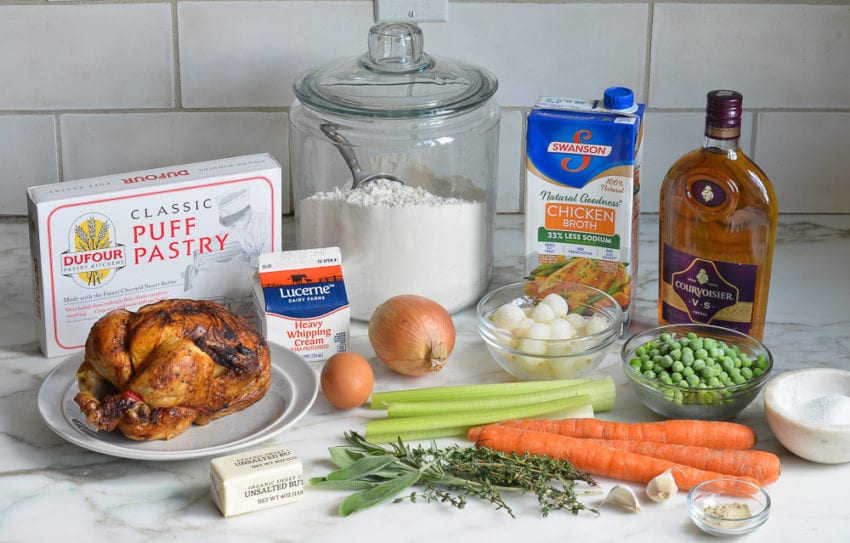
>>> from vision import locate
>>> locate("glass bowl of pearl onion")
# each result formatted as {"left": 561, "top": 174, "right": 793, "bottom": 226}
{"left": 476, "top": 281, "right": 623, "bottom": 380}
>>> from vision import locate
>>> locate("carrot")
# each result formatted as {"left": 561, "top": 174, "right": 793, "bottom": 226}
{"left": 471, "top": 425, "right": 761, "bottom": 490}
{"left": 476, "top": 418, "right": 757, "bottom": 450}
{"left": 569, "top": 438, "right": 780, "bottom": 485}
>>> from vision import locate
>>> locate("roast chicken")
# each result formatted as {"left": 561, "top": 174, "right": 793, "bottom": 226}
{"left": 74, "top": 298, "right": 271, "bottom": 441}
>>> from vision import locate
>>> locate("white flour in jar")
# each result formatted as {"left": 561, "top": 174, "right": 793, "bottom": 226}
{"left": 299, "top": 177, "right": 490, "bottom": 321}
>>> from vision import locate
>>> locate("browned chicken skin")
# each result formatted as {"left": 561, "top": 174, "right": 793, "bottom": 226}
{"left": 74, "top": 299, "right": 271, "bottom": 441}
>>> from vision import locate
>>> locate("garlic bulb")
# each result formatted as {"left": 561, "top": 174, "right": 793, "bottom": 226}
{"left": 646, "top": 468, "right": 678, "bottom": 503}
{"left": 600, "top": 485, "right": 641, "bottom": 513}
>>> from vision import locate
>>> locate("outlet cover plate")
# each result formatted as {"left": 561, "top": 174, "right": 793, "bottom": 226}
{"left": 374, "top": 0, "right": 448, "bottom": 23}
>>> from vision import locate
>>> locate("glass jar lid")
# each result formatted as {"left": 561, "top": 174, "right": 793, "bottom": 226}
{"left": 292, "top": 22, "right": 498, "bottom": 119}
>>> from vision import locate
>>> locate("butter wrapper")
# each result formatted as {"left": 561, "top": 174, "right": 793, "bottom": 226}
{"left": 210, "top": 445, "right": 304, "bottom": 517}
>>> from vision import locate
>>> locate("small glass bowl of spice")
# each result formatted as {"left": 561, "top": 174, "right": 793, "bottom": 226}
{"left": 688, "top": 479, "right": 770, "bottom": 536}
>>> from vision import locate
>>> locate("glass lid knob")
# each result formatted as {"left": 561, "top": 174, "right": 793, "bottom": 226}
{"left": 360, "top": 22, "right": 433, "bottom": 74}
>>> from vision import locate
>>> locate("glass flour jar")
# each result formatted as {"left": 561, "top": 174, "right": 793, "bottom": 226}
{"left": 290, "top": 22, "right": 500, "bottom": 320}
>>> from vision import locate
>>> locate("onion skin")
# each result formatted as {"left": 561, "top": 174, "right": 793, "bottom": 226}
{"left": 368, "top": 295, "right": 456, "bottom": 377}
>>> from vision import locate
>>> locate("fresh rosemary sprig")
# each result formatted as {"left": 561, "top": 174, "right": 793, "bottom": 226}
{"left": 310, "top": 431, "right": 600, "bottom": 518}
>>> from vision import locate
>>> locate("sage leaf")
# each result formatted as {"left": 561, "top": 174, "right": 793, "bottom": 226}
{"left": 309, "top": 478, "right": 376, "bottom": 491}
{"left": 325, "top": 455, "right": 397, "bottom": 481}
{"left": 339, "top": 471, "right": 422, "bottom": 517}
{"left": 328, "top": 446, "right": 365, "bottom": 468}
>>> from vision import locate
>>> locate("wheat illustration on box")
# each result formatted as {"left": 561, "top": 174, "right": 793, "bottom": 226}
{"left": 73, "top": 216, "right": 111, "bottom": 286}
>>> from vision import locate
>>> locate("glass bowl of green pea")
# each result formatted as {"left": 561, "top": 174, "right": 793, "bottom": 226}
{"left": 621, "top": 324, "right": 773, "bottom": 420}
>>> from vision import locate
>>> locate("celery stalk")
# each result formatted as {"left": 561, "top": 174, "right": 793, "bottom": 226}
{"left": 364, "top": 427, "right": 469, "bottom": 444}
{"left": 364, "top": 394, "right": 593, "bottom": 443}
{"left": 369, "top": 378, "right": 593, "bottom": 409}
{"left": 385, "top": 378, "right": 615, "bottom": 418}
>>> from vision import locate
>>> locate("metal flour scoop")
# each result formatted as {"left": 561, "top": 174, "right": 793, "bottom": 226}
{"left": 320, "top": 123, "right": 404, "bottom": 189}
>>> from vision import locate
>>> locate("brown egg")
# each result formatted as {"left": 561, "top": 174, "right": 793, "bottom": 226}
{"left": 320, "top": 351, "right": 374, "bottom": 410}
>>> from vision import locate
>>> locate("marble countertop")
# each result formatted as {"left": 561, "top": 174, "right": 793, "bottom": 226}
{"left": 1, "top": 213, "right": 849, "bottom": 542}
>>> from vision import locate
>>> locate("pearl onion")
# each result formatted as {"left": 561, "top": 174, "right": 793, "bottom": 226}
{"left": 548, "top": 318, "right": 576, "bottom": 340}
{"left": 565, "top": 313, "right": 587, "bottom": 334}
{"left": 540, "top": 293, "right": 569, "bottom": 317}
{"left": 525, "top": 322, "right": 552, "bottom": 340}
{"left": 492, "top": 303, "right": 526, "bottom": 330}
{"left": 517, "top": 338, "right": 547, "bottom": 355}
{"left": 530, "top": 302, "right": 556, "bottom": 324}
{"left": 586, "top": 315, "right": 612, "bottom": 335}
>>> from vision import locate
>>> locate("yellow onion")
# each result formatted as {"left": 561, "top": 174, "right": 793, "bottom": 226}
{"left": 368, "top": 294, "right": 456, "bottom": 376}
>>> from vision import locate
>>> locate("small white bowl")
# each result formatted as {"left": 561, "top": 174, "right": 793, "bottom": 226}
{"left": 763, "top": 368, "right": 850, "bottom": 464}
{"left": 688, "top": 479, "right": 770, "bottom": 536}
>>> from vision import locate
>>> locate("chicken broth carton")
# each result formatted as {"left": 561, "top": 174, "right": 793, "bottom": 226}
{"left": 253, "top": 247, "right": 349, "bottom": 363}
{"left": 525, "top": 89, "right": 645, "bottom": 327}
{"left": 27, "top": 154, "right": 282, "bottom": 358}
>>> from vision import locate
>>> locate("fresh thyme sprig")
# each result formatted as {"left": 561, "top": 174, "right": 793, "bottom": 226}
{"left": 310, "top": 431, "right": 600, "bottom": 518}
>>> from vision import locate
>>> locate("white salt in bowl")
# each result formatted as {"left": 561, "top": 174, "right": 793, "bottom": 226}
{"left": 763, "top": 368, "right": 850, "bottom": 464}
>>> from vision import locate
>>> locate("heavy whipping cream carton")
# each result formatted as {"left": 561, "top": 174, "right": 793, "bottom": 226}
{"left": 253, "top": 247, "right": 349, "bottom": 363}
{"left": 27, "top": 154, "right": 282, "bottom": 358}
{"left": 525, "top": 88, "right": 645, "bottom": 326}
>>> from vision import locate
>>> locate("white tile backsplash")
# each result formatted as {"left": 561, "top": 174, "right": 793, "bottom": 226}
{"left": 0, "top": 5, "right": 173, "bottom": 110}
{"left": 0, "top": 116, "right": 59, "bottom": 215}
{"left": 178, "top": 1, "right": 373, "bottom": 108}
{"left": 0, "top": 1, "right": 848, "bottom": 216}
{"left": 755, "top": 112, "right": 850, "bottom": 214}
{"left": 651, "top": 4, "right": 850, "bottom": 109}
{"left": 422, "top": 3, "right": 649, "bottom": 107}
{"left": 59, "top": 112, "right": 291, "bottom": 211}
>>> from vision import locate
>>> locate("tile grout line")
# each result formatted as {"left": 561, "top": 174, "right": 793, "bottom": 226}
{"left": 54, "top": 113, "right": 63, "bottom": 182}
{"left": 171, "top": 0, "right": 182, "bottom": 109}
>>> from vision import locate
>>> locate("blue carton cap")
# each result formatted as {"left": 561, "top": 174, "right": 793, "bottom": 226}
{"left": 603, "top": 87, "right": 635, "bottom": 111}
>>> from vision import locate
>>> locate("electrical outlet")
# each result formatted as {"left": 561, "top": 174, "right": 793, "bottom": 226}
{"left": 374, "top": 0, "right": 449, "bottom": 23}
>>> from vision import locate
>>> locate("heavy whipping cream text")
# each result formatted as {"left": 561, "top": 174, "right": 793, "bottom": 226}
{"left": 253, "top": 247, "right": 350, "bottom": 362}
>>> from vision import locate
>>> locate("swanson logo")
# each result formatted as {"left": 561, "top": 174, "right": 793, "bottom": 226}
{"left": 547, "top": 129, "right": 613, "bottom": 173}
{"left": 61, "top": 213, "right": 126, "bottom": 288}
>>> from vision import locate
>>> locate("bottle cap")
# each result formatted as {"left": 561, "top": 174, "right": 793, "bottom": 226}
{"left": 603, "top": 87, "right": 637, "bottom": 112}
{"left": 705, "top": 90, "right": 743, "bottom": 139}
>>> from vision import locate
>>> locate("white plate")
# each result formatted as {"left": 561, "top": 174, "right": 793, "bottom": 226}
{"left": 37, "top": 343, "right": 318, "bottom": 461}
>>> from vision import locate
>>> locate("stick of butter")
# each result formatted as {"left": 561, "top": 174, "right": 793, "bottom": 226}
{"left": 210, "top": 445, "right": 304, "bottom": 517}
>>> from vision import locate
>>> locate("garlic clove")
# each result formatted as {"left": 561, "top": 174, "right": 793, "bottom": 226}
{"left": 646, "top": 468, "right": 679, "bottom": 503}
{"left": 600, "top": 484, "right": 641, "bottom": 513}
